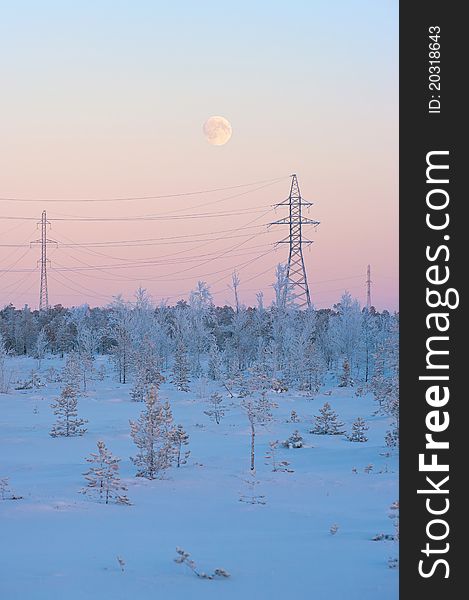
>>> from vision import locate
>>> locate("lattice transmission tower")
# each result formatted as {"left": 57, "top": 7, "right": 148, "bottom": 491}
{"left": 30, "top": 211, "right": 57, "bottom": 311}
{"left": 271, "top": 174, "right": 319, "bottom": 308}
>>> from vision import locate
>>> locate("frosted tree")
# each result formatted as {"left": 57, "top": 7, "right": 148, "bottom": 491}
{"left": 300, "top": 341, "right": 325, "bottom": 392}
{"left": 0, "top": 333, "right": 11, "bottom": 393}
{"left": 76, "top": 326, "right": 96, "bottom": 391}
{"left": 171, "top": 425, "right": 190, "bottom": 468}
{"left": 207, "top": 338, "right": 223, "bottom": 381}
{"left": 109, "top": 296, "right": 134, "bottom": 384}
{"left": 35, "top": 328, "right": 48, "bottom": 369}
{"left": 80, "top": 441, "right": 130, "bottom": 505}
{"left": 241, "top": 391, "right": 277, "bottom": 471}
{"left": 134, "top": 338, "right": 164, "bottom": 388}
{"left": 171, "top": 339, "right": 190, "bottom": 391}
{"left": 130, "top": 372, "right": 147, "bottom": 402}
{"left": 338, "top": 358, "right": 352, "bottom": 387}
{"left": 282, "top": 430, "right": 304, "bottom": 448}
{"left": 272, "top": 263, "right": 294, "bottom": 311}
{"left": 50, "top": 383, "right": 88, "bottom": 437}
{"left": 310, "top": 402, "right": 345, "bottom": 435}
{"left": 347, "top": 417, "right": 369, "bottom": 442}
{"left": 329, "top": 291, "right": 362, "bottom": 376}
{"left": 229, "top": 270, "right": 241, "bottom": 313}
{"left": 61, "top": 351, "right": 82, "bottom": 395}
{"left": 129, "top": 386, "right": 174, "bottom": 479}
{"left": 130, "top": 339, "right": 164, "bottom": 403}
{"left": 204, "top": 392, "right": 227, "bottom": 425}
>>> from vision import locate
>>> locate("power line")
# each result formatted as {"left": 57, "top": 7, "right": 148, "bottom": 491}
{"left": 0, "top": 176, "right": 287, "bottom": 203}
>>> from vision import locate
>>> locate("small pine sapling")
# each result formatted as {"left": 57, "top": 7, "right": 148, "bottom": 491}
{"left": 174, "top": 548, "right": 230, "bottom": 580}
{"left": 347, "top": 417, "right": 369, "bottom": 442}
{"left": 50, "top": 384, "right": 88, "bottom": 437}
{"left": 204, "top": 392, "right": 227, "bottom": 425}
{"left": 310, "top": 402, "right": 345, "bottom": 435}
{"left": 265, "top": 441, "right": 293, "bottom": 473}
{"left": 171, "top": 424, "right": 190, "bottom": 467}
{"left": 288, "top": 409, "right": 300, "bottom": 423}
{"left": 364, "top": 463, "right": 373, "bottom": 474}
{"left": 130, "top": 386, "right": 175, "bottom": 479}
{"left": 282, "top": 430, "right": 304, "bottom": 449}
{"left": 80, "top": 440, "right": 130, "bottom": 505}
{"left": 330, "top": 524, "right": 339, "bottom": 535}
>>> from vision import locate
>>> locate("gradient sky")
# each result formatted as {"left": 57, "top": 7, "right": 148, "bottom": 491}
{"left": 0, "top": 0, "right": 398, "bottom": 311}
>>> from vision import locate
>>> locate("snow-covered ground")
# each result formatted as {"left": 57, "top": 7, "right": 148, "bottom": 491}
{"left": 0, "top": 356, "right": 398, "bottom": 600}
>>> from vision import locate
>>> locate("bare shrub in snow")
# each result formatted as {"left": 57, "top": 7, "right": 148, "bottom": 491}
{"left": 174, "top": 547, "right": 230, "bottom": 580}
{"left": 241, "top": 391, "right": 277, "bottom": 471}
{"left": 265, "top": 441, "right": 293, "bottom": 473}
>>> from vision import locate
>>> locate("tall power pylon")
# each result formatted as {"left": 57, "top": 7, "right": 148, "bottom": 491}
{"left": 271, "top": 174, "right": 319, "bottom": 308}
{"left": 366, "top": 264, "right": 372, "bottom": 309}
{"left": 31, "top": 211, "right": 56, "bottom": 311}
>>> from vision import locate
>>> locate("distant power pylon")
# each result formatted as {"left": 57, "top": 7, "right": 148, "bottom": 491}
{"left": 271, "top": 174, "right": 319, "bottom": 308}
{"left": 30, "top": 211, "right": 57, "bottom": 311}
{"left": 366, "top": 264, "right": 372, "bottom": 309}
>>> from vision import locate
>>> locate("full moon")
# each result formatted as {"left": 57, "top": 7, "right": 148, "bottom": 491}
{"left": 203, "top": 116, "right": 232, "bottom": 146}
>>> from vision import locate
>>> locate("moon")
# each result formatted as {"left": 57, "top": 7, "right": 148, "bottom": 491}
{"left": 203, "top": 116, "right": 232, "bottom": 146}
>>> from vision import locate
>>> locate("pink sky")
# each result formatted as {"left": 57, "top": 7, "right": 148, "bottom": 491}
{"left": 0, "top": 1, "right": 398, "bottom": 311}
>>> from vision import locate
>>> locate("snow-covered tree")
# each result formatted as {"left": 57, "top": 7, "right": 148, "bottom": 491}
{"left": 61, "top": 351, "right": 81, "bottom": 395}
{"left": 80, "top": 441, "right": 130, "bottom": 505}
{"left": 0, "top": 333, "right": 11, "bottom": 393}
{"left": 282, "top": 430, "right": 304, "bottom": 448}
{"left": 171, "top": 425, "right": 190, "bottom": 468}
{"left": 310, "top": 402, "right": 345, "bottom": 435}
{"left": 50, "top": 384, "right": 88, "bottom": 437}
{"left": 35, "top": 328, "right": 48, "bottom": 369}
{"left": 171, "top": 339, "right": 190, "bottom": 391}
{"left": 329, "top": 291, "right": 362, "bottom": 375}
{"left": 347, "top": 417, "right": 369, "bottom": 442}
{"left": 130, "top": 342, "right": 164, "bottom": 402}
{"left": 109, "top": 296, "right": 133, "bottom": 384}
{"left": 129, "top": 386, "right": 174, "bottom": 479}
{"left": 338, "top": 358, "right": 352, "bottom": 387}
{"left": 207, "top": 338, "right": 223, "bottom": 381}
{"left": 204, "top": 392, "right": 227, "bottom": 425}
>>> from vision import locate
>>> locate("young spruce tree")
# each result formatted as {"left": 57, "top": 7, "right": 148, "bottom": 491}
{"left": 347, "top": 417, "right": 369, "bottom": 442}
{"left": 310, "top": 402, "right": 345, "bottom": 435}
